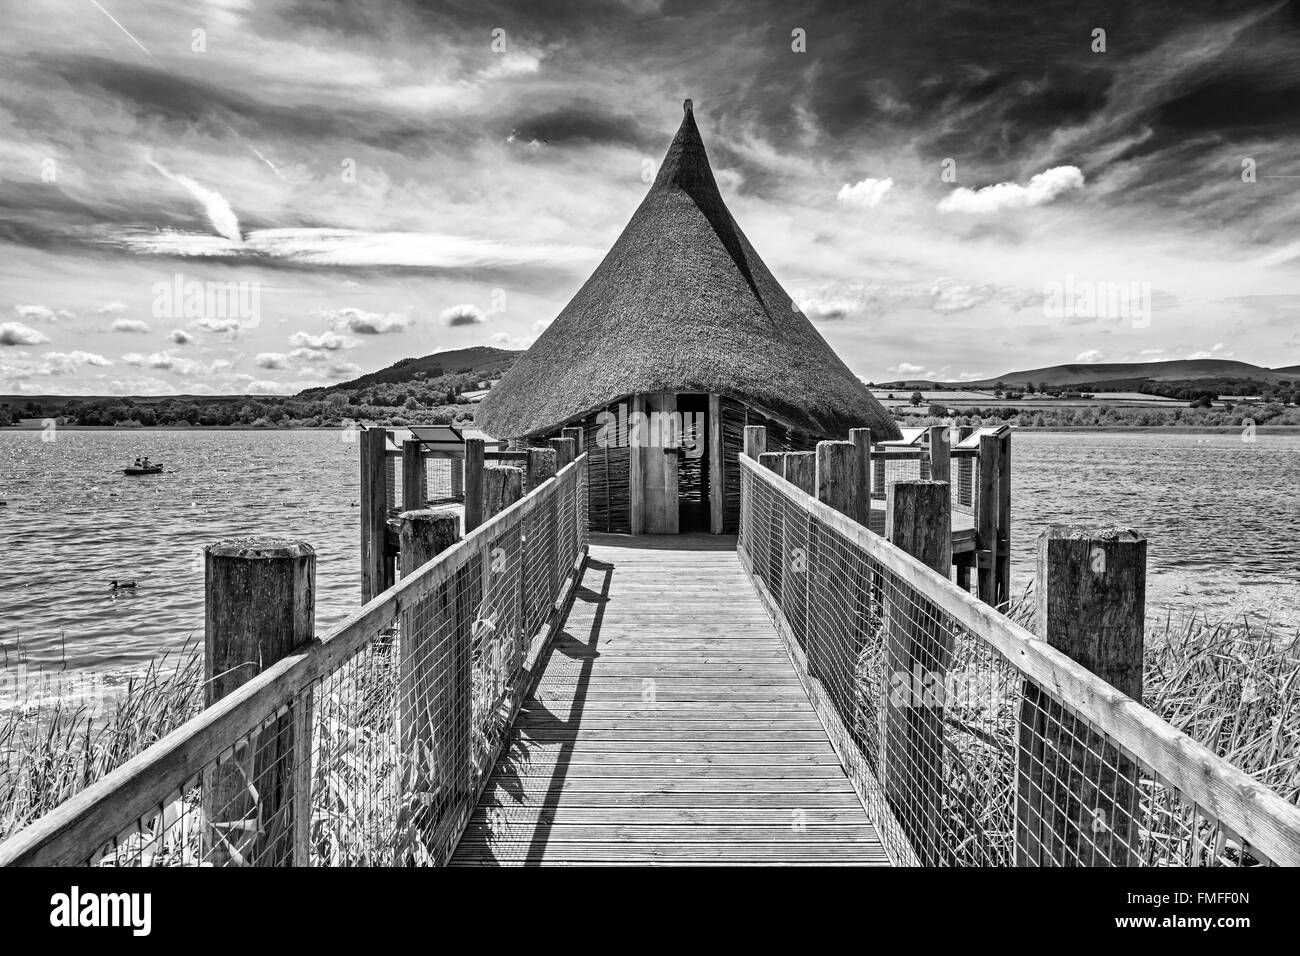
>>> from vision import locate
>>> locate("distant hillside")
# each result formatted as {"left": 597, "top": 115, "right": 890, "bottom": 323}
{"left": 968, "top": 359, "right": 1300, "bottom": 388}
{"left": 879, "top": 359, "right": 1300, "bottom": 390}
{"left": 298, "top": 346, "right": 519, "bottom": 397}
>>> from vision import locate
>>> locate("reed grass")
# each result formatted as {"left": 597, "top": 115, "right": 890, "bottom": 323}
{"left": 3, "top": 595, "right": 1297, "bottom": 865}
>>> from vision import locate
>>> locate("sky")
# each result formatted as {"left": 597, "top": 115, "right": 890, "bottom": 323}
{"left": 1, "top": 0, "right": 1299, "bottom": 396}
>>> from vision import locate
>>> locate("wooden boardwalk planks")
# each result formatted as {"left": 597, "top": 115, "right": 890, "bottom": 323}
{"left": 449, "top": 533, "right": 888, "bottom": 866}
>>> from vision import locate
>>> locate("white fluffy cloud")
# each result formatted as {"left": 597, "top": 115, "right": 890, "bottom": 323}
{"left": 319, "top": 307, "right": 412, "bottom": 335}
{"left": 171, "top": 329, "right": 194, "bottom": 345}
{"left": 836, "top": 177, "right": 894, "bottom": 208}
{"left": 112, "top": 317, "right": 151, "bottom": 333}
{"left": 1076, "top": 349, "right": 1105, "bottom": 363}
{"left": 0, "top": 322, "right": 50, "bottom": 346}
{"left": 14, "top": 304, "right": 72, "bottom": 322}
{"left": 256, "top": 352, "right": 291, "bottom": 369}
{"left": 288, "top": 330, "right": 355, "bottom": 351}
{"left": 40, "top": 351, "right": 113, "bottom": 374}
{"left": 939, "top": 166, "right": 1084, "bottom": 214}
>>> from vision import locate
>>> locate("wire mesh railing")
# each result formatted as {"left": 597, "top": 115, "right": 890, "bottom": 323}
{"left": 0, "top": 456, "right": 589, "bottom": 867}
{"left": 738, "top": 455, "right": 1300, "bottom": 867}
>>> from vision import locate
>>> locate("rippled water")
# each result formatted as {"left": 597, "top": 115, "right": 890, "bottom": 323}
{"left": 0, "top": 428, "right": 1296, "bottom": 704}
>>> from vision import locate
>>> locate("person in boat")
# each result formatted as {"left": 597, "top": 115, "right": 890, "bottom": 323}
{"left": 133, "top": 458, "right": 141, "bottom": 467}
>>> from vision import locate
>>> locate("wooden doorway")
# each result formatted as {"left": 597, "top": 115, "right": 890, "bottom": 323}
{"left": 641, "top": 391, "right": 679, "bottom": 534}
{"left": 677, "top": 393, "right": 709, "bottom": 532}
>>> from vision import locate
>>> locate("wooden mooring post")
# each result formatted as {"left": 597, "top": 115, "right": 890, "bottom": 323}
{"left": 1016, "top": 525, "right": 1146, "bottom": 866}
{"left": 204, "top": 538, "right": 316, "bottom": 866}
{"left": 882, "top": 481, "right": 952, "bottom": 866}
{"left": 361, "top": 426, "right": 395, "bottom": 602}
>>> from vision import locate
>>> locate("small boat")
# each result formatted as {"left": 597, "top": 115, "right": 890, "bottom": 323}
{"left": 123, "top": 464, "right": 164, "bottom": 476}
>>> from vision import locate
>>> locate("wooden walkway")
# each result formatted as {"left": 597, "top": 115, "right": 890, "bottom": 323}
{"left": 450, "top": 533, "right": 887, "bottom": 866}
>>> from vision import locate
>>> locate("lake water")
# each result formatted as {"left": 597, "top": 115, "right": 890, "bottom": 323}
{"left": 1, "top": 428, "right": 1296, "bottom": 706}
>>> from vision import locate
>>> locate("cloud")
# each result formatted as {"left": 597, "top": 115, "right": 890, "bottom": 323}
{"left": 0, "top": 322, "right": 50, "bottom": 346}
{"left": 319, "top": 307, "right": 412, "bottom": 335}
{"left": 256, "top": 352, "right": 291, "bottom": 369}
{"left": 170, "top": 329, "right": 194, "bottom": 344}
{"left": 938, "top": 166, "right": 1085, "bottom": 214}
{"left": 288, "top": 330, "right": 355, "bottom": 350}
{"left": 189, "top": 317, "right": 242, "bottom": 334}
{"left": 95, "top": 302, "right": 126, "bottom": 314}
{"left": 836, "top": 177, "right": 894, "bottom": 208}
{"left": 39, "top": 351, "right": 113, "bottom": 374}
{"left": 149, "top": 160, "right": 242, "bottom": 242}
{"left": 112, "top": 317, "right": 151, "bottom": 333}
{"left": 1076, "top": 349, "right": 1105, "bottom": 363}
{"left": 441, "top": 304, "right": 485, "bottom": 327}
{"left": 14, "top": 304, "right": 71, "bottom": 322}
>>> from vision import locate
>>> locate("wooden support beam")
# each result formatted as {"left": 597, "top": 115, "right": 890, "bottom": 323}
{"left": 397, "top": 507, "right": 464, "bottom": 838}
{"left": 360, "top": 426, "right": 393, "bottom": 602}
{"left": 708, "top": 394, "right": 724, "bottom": 534}
{"left": 743, "top": 424, "right": 766, "bottom": 460}
{"left": 881, "top": 480, "right": 951, "bottom": 866}
{"left": 402, "top": 439, "right": 426, "bottom": 513}
{"left": 463, "top": 438, "right": 484, "bottom": 534}
{"left": 1017, "top": 526, "right": 1146, "bottom": 867}
{"left": 204, "top": 538, "right": 315, "bottom": 866}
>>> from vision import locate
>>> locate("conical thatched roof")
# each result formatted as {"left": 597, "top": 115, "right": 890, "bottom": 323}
{"left": 476, "top": 99, "right": 900, "bottom": 441}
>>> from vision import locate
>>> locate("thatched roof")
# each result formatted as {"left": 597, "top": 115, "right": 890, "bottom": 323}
{"left": 476, "top": 99, "right": 901, "bottom": 441}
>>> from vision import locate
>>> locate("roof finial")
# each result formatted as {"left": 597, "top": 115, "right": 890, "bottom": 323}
{"left": 683, "top": 97, "right": 693, "bottom": 115}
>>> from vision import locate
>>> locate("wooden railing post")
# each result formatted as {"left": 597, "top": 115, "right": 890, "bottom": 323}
{"left": 996, "top": 431, "right": 1011, "bottom": 606}
{"left": 927, "top": 425, "right": 951, "bottom": 486}
{"left": 560, "top": 427, "right": 584, "bottom": 458}
{"left": 881, "top": 481, "right": 952, "bottom": 865}
{"left": 204, "top": 539, "right": 316, "bottom": 866}
{"left": 397, "top": 507, "right": 465, "bottom": 839}
{"left": 463, "top": 438, "right": 485, "bottom": 533}
{"left": 757, "top": 453, "right": 784, "bottom": 603}
{"left": 743, "top": 424, "right": 766, "bottom": 460}
{"left": 974, "top": 433, "right": 1002, "bottom": 605}
{"left": 1017, "top": 526, "right": 1146, "bottom": 867}
{"left": 527, "top": 447, "right": 558, "bottom": 492}
{"left": 780, "top": 452, "right": 816, "bottom": 650}
{"left": 360, "top": 426, "right": 393, "bottom": 602}
{"left": 848, "top": 428, "right": 873, "bottom": 529}
{"left": 402, "top": 439, "right": 426, "bottom": 513}
{"left": 811, "top": 441, "right": 860, "bottom": 724}
{"left": 484, "top": 465, "right": 523, "bottom": 521}
{"left": 549, "top": 436, "right": 576, "bottom": 471}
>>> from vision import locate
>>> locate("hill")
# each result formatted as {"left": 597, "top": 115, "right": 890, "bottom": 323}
{"left": 878, "top": 359, "right": 1300, "bottom": 390}
{"left": 966, "top": 359, "right": 1300, "bottom": 389}
{"left": 299, "top": 346, "right": 518, "bottom": 396}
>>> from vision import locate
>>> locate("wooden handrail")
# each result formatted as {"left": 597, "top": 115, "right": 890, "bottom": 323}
{"left": 739, "top": 454, "right": 1300, "bottom": 866}
{"left": 0, "top": 455, "right": 589, "bottom": 867}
